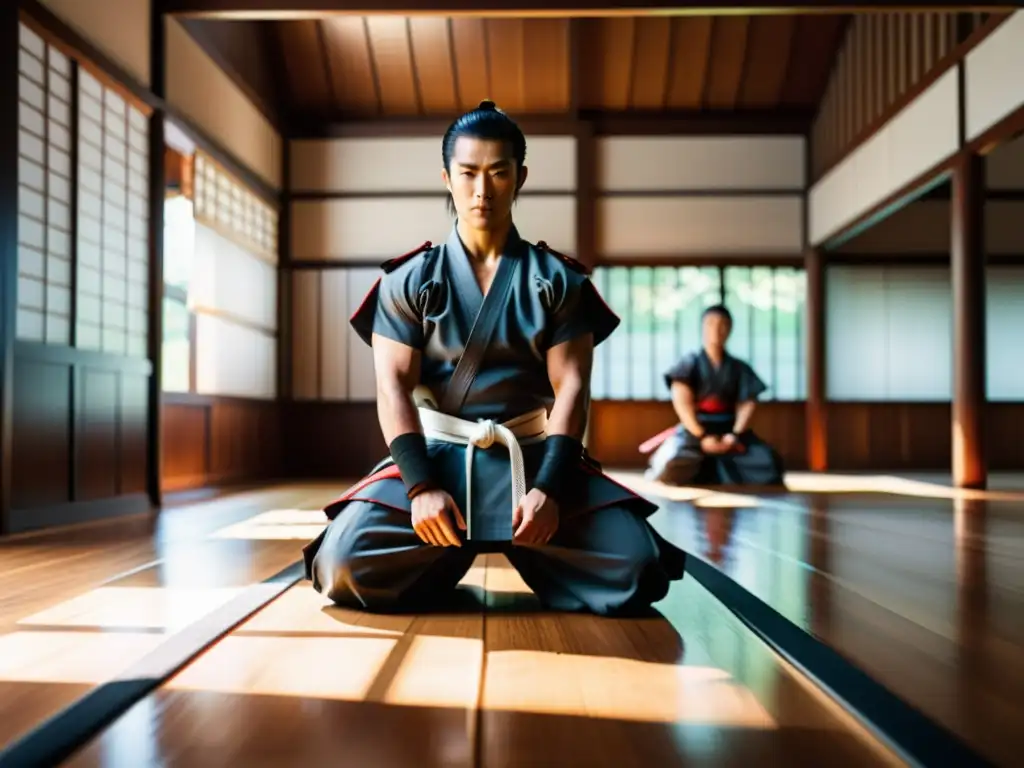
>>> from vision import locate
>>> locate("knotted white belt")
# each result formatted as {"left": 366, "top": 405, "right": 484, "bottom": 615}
{"left": 416, "top": 406, "right": 548, "bottom": 538}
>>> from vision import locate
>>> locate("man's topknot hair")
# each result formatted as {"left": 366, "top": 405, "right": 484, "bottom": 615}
{"left": 442, "top": 100, "right": 527, "bottom": 215}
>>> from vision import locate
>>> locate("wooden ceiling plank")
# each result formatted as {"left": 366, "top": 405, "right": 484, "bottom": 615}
{"left": 598, "top": 18, "right": 635, "bottom": 111}
{"left": 629, "top": 18, "right": 672, "bottom": 109}
{"left": 485, "top": 18, "right": 526, "bottom": 113}
{"left": 320, "top": 16, "right": 380, "bottom": 115}
{"left": 408, "top": 17, "right": 459, "bottom": 114}
{"left": 704, "top": 15, "right": 749, "bottom": 109}
{"left": 365, "top": 15, "right": 420, "bottom": 116}
{"left": 450, "top": 17, "right": 490, "bottom": 111}
{"left": 779, "top": 15, "right": 849, "bottom": 106}
{"left": 522, "top": 19, "right": 572, "bottom": 113}
{"left": 574, "top": 19, "right": 603, "bottom": 110}
{"left": 665, "top": 17, "right": 712, "bottom": 109}
{"left": 738, "top": 15, "right": 797, "bottom": 108}
{"left": 275, "top": 19, "right": 333, "bottom": 112}
{"left": 162, "top": 1, "right": 1015, "bottom": 17}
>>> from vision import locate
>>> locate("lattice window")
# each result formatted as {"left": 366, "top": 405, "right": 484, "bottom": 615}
{"left": 16, "top": 23, "right": 73, "bottom": 345}
{"left": 75, "top": 69, "right": 149, "bottom": 357}
{"left": 591, "top": 265, "right": 807, "bottom": 401}
{"left": 192, "top": 151, "right": 277, "bottom": 264}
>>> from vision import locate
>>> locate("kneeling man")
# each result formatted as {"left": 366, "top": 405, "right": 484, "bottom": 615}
{"left": 643, "top": 305, "right": 785, "bottom": 488}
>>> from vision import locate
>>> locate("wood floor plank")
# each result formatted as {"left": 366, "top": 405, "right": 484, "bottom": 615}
{"left": 0, "top": 484, "right": 342, "bottom": 752}
{"left": 63, "top": 561, "right": 488, "bottom": 767}
{"left": 478, "top": 554, "right": 901, "bottom": 768}
{"left": 640, "top": 482, "right": 1024, "bottom": 768}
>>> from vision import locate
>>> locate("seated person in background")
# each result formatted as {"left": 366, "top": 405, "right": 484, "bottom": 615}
{"left": 642, "top": 304, "right": 785, "bottom": 487}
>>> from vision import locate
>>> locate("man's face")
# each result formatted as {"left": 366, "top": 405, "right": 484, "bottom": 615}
{"left": 442, "top": 136, "right": 526, "bottom": 230}
{"left": 702, "top": 311, "right": 732, "bottom": 349}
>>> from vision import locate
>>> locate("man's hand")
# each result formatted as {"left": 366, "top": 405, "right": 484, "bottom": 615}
{"left": 720, "top": 433, "right": 746, "bottom": 454}
{"left": 411, "top": 489, "right": 466, "bottom": 547}
{"left": 700, "top": 435, "right": 727, "bottom": 455}
{"left": 513, "top": 488, "right": 560, "bottom": 545}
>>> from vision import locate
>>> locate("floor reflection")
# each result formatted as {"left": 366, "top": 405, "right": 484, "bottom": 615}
{"left": 637, "top": 474, "right": 1024, "bottom": 768}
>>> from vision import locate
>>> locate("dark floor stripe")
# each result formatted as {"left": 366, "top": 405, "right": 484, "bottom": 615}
{"left": 685, "top": 556, "right": 995, "bottom": 768}
{"left": 0, "top": 561, "right": 305, "bottom": 768}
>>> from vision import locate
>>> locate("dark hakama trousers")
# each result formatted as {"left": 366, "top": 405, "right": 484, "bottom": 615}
{"left": 303, "top": 441, "right": 687, "bottom": 617}
{"left": 645, "top": 414, "right": 785, "bottom": 487}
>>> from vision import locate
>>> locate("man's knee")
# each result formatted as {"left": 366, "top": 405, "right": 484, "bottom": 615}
{"left": 647, "top": 456, "right": 701, "bottom": 485}
{"left": 311, "top": 503, "right": 403, "bottom": 610}
{"left": 584, "top": 506, "right": 662, "bottom": 574}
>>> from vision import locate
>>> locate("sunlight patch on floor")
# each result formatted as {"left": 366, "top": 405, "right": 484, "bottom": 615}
{"left": 209, "top": 509, "right": 328, "bottom": 540}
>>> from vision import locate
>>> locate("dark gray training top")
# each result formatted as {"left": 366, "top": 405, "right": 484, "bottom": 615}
{"left": 351, "top": 224, "right": 619, "bottom": 422}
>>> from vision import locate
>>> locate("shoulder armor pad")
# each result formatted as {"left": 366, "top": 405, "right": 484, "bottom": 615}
{"left": 536, "top": 241, "right": 589, "bottom": 275}
{"left": 380, "top": 241, "right": 432, "bottom": 273}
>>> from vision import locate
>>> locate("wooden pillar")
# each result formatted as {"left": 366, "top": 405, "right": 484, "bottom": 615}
{"left": 0, "top": 3, "right": 19, "bottom": 534}
{"left": 805, "top": 247, "right": 828, "bottom": 471}
{"left": 950, "top": 152, "right": 986, "bottom": 489}
{"left": 146, "top": 9, "right": 167, "bottom": 506}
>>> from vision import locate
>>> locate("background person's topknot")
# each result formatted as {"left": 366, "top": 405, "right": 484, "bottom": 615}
{"left": 477, "top": 99, "right": 498, "bottom": 111}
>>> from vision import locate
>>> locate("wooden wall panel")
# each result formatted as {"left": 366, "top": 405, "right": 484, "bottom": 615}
{"left": 274, "top": 398, "right": 1024, "bottom": 477}
{"left": 10, "top": 358, "right": 71, "bottom": 510}
{"left": 9, "top": 348, "right": 152, "bottom": 531}
{"left": 582, "top": 400, "right": 1024, "bottom": 474}
{"left": 160, "top": 395, "right": 282, "bottom": 493}
{"left": 77, "top": 368, "right": 119, "bottom": 501}
{"left": 281, "top": 402, "right": 387, "bottom": 480}
{"left": 160, "top": 402, "right": 208, "bottom": 491}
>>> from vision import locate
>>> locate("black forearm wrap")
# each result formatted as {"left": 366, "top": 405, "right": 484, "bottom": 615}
{"left": 389, "top": 433, "right": 434, "bottom": 497}
{"left": 532, "top": 435, "right": 583, "bottom": 502}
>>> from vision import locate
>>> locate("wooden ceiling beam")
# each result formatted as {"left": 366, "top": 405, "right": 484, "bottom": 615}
{"left": 288, "top": 107, "right": 814, "bottom": 138}
{"left": 159, "top": 1, "right": 1015, "bottom": 19}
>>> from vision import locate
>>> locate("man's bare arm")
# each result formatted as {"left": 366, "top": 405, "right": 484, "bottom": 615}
{"left": 372, "top": 333, "right": 422, "bottom": 443}
{"left": 545, "top": 333, "right": 593, "bottom": 440}
{"left": 732, "top": 400, "right": 757, "bottom": 435}
{"left": 670, "top": 382, "right": 705, "bottom": 438}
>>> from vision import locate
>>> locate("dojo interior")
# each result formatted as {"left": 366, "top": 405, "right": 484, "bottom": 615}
{"left": 2, "top": 2, "right": 1023, "bottom": 766}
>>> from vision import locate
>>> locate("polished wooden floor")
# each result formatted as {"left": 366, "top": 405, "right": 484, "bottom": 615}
{"left": 0, "top": 482, "right": 900, "bottom": 767}
{"left": 617, "top": 470, "right": 1024, "bottom": 768}
{"left": 64, "top": 557, "right": 895, "bottom": 767}
{"left": 0, "top": 483, "right": 340, "bottom": 753}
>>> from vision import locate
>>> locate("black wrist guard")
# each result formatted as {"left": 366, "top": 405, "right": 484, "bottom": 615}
{"left": 532, "top": 435, "right": 583, "bottom": 503}
{"left": 389, "top": 433, "right": 434, "bottom": 497}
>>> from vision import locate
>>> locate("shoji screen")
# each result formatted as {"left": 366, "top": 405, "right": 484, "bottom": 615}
{"left": 826, "top": 266, "right": 952, "bottom": 401}
{"left": 16, "top": 23, "right": 73, "bottom": 346}
{"left": 190, "top": 151, "right": 279, "bottom": 400}
{"left": 75, "top": 68, "right": 149, "bottom": 357}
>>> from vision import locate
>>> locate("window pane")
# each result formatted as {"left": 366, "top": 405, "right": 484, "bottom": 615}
{"left": 629, "top": 267, "right": 656, "bottom": 399}
{"left": 162, "top": 297, "right": 190, "bottom": 392}
{"left": 774, "top": 267, "right": 806, "bottom": 400}
{"left": 651, "top": 267, "right": 681, "bottom": 402}
{"left": 676, "top": 266, "right": 721, "bottom": 354}
{"left": 163, "top": 195, "right": 196, "bottom": 291}
{"left": 605, "top": 267, "right": 631, "bottom": 399}
{"left": 590, "top": 268, "right": 610, "bottom": 399}
{"left": 590, "top": 265, "right": 809, "bottom": 401}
